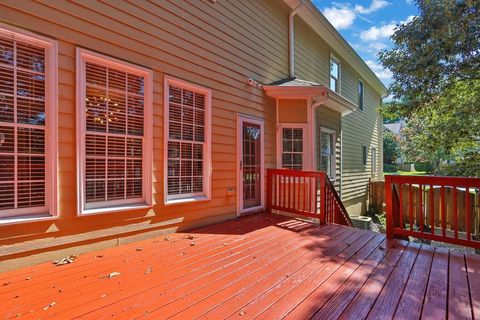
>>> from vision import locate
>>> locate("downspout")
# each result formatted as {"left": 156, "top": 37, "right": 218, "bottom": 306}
{"left": 289, "top": 0, "right": 304, "bottom": 78}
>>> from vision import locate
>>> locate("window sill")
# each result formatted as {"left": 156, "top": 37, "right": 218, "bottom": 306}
{"left": 79, "top": 203, "right": 152, "bottom": 216}
{"left": 165, "top": 196, "right": 210, "bottom": 205}
{"left": 0, "top": 214, "right": 57, "bottom": 226}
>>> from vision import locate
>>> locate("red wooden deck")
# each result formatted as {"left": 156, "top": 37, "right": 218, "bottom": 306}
{"left": 1, "top": 213, "right": 479, "bottom": 320}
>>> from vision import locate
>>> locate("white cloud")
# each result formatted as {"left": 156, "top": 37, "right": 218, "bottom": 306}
{"left": 322, "top": 0, "right": 390, "bottom": 31}
{"left": 365, "top": 59, "right": 392, "bottom": 82}
{"left": 354, "top": 0, "right": 390, "bottom": 14}
{"left": 322, "top": 6, "right": 357, "bottom": 30}
{"left": 359, "top": 23, "right": 396, "bottom": 41}
{"left": 402, "top": 15, "right": 416, "bottom": 24}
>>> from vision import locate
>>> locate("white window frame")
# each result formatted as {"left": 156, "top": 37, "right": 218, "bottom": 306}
{"left": 0, "top": 23, "right": 58, "bottom": 224}
{"left": 76, "top": 48, "right": 153, "bottom": 215}
{"left": 320, "top": 127, "right": 336, "bottom": 180}
{"left": 277, "top": 123, "right": 307, "bottom": 170}
{"left": 358, "top": 79, "right": 364, "bottom": 111}
{"left": 329, "top": 54, "right": 341, "bottom": 94}
{"left": 164, "top": 76, "right": 212, "bottom": 205}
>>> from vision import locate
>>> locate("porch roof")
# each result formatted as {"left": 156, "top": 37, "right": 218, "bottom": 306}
{"left": 263, "top": 78, "right": 357, "bottom": 115}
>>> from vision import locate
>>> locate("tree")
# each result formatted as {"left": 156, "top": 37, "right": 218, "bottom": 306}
{"left": 379, "top": 0, "right": 480, "bottom": 112}
{"left": 401, "top": 80, "right": 480, "bottom": 176}
{"left": 383, "top": 130, "right": 401, "bottom": 165}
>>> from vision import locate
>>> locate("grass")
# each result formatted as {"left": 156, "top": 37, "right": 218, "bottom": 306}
{"left": 397, "top": 170, "right": 427, "bottom": 176}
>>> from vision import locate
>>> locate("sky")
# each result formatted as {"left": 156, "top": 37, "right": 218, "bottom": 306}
{"left": 312, "top": 0, "right": 418, "bottom": 88}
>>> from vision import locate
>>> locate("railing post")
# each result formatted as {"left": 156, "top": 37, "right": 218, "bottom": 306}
{"left": 385, "top": 175, "right": 393, "bottom": 239}
{"left": 320, "top": 173, "right": 326, "bottom": 224}
{"left": 266, "top": 169, "right": 272, "bottom": 213}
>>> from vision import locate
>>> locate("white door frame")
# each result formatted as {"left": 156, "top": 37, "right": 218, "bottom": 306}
{"left": 237, "top": 114, "right": 265, "bottom": 216}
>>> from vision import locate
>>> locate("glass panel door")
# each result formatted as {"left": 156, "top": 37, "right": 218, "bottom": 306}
{"left": 239, "top": 116, "right": 263, "bottom": 213}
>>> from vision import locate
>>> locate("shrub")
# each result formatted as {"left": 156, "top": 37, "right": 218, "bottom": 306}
{"left": 414, "top": 162, "right": 434, "bottom": 173}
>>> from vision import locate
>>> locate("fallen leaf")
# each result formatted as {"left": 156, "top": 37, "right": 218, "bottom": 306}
{"left": 379, "top": 246, "right": 386, "bottom": 250}
{"left": 184, "top": 234, "right": 195, "bottom": 240}
{"left": 101, "top": 272, "right": 121, "bottom": 279}
{"left": 43, "top": 302, "right": 56, "bottom": 310}
{"left": 190, "top": 242, "right": 195, "bottom": 246}
{"left": 101, "top": 294, "right": 107, "bottom": 298}
{"left": 239, "top": 311, "right": 246, "bottom": 316}
{"left": 53, "top": 255, "right": 78, "bottom": 266}
{"left": 136, "top": 248, "right": 143, "bottom": 252}
{"left": 25, "top": 277, "right": 31, "bottom": 280}
{"left": 2, "top": 281, "right": 11, "bottom": 286}
{"left": 96, "top": 255, "right": 104, "bottom": 258}
{"left": 145, "top": 266, "right": 153, "bottom": 274}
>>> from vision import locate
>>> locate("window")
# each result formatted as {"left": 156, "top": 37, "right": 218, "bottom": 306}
{"left": 362, "top": 145, "right": 368, "bottom": 166}
{"left": 330, "top": 56, "right": 340, "bottom": 93}
{"left": 358, "top": 80, "right": 364, "bottom": 111}
{"left": 77, "top": 49, "right": 152, "bottom": 214}
{"left": 320, "top": 128, "right": 335, "bottom": 179}
{"left": 281, "top": 127, "right": 304, "bottom": 170}
{"left": 371, "top": 147, "right": 377, "bottom": 174}
{"left": 165, "top": 77, "right": 211, "bottom": 203}
{"left": 0, "top": 24, "right": 57, "bottom": 220}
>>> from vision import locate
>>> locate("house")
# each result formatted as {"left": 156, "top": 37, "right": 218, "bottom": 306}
{"left": 0, "top": 0, "right": 386, "bottom": 271}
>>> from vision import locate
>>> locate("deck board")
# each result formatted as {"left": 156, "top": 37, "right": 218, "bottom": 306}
{"left": 0, "top": 212, "right": 477, "bottom": 320}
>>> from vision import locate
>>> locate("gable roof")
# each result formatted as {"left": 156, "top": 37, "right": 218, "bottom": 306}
{"left": 283, "top": 0, "right": 388, "bottom": 97}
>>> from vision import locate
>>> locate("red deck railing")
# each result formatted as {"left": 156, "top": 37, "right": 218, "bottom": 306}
{"left": 385, "top": 175, "right": 480, "bottom": 249}
{"left": 266, "top": 169, "right": 352, "bottom": 226}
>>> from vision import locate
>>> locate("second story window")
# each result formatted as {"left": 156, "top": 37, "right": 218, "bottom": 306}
{"left": 330, "top": 57, "right": 340, "bottom": 93}
{"left": 362, "top": 144, "right": 368, "bottom": 167}
{"left": 358, "top": 80, "right": 364, "bottom": 111}
{"left": 0, "top": 25, "right": 57, "bottom": 220}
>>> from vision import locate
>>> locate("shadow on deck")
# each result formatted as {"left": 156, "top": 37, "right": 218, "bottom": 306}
{"left": 0, "top": 212, "right": 478, "bottom": 319}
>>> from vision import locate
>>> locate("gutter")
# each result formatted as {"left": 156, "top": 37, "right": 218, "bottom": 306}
{"left": 289, "top": 0, "right": 304, "bottom": 78}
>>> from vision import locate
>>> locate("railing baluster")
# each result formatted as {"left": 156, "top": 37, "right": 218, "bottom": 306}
{"left": 430, "top": 184, "right": 434, "bottom": 236}
{"left": 453, "top": 186, "right": 458, "bottom": 239}
{"left": 419, "top": 184, "right": 424, "bottom": 233}
{"left": 409, "top": 184, "right": 413, "bottom": 231}
{"left": 399, "top": 184, "right": 404, "bottom": 230}
{"left": 441, "top": 186, "right": 446, "bottom": 237}
{"left": 466, "top": 186, "right": 471, "bottom": 241}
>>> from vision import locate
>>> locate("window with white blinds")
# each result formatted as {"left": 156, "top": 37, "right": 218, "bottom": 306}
{"left": 0, "top": 25, "right": 57, "bottom": 220}
{"left": 77, "top": 49, "right": 152, "bottom": 214}
{"left": 165, "top": 78, "right": 211, "bottom": 202}
{"left": 281, "top": 127, "right": 304, "bottom": 170}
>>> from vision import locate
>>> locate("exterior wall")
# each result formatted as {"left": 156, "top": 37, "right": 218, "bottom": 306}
{"left": 0, "top": 0, "right": 385, "bottom": 271}
{"left": 0, "top": 0, "right": 290, "bottom": 271}
{"left": 294, "top": 16, "right": 384, "bottom": 215}
{"left": 278, "top": 99, "right": 308, "bottom": 123}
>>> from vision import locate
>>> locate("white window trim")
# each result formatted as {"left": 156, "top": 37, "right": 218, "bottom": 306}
{"left": 76, "top": 48, "right": 153, "bottom": 215}
{"left": 358, "top": 79, "right": 365, "bottom": 111}
{"left": 276, "top": 123, "right": 308, "bottom": 170}
{"left": 164, "top": 76, "right": 212, "bottom": 205}
{"left": 329, "top": 54, "right": 341, "bottom": 94}
{"left": 0, "top": 23, "right": 58, "bottom": 224}
{"left": 320, "top": 127, "right": 336, "bottom": 180}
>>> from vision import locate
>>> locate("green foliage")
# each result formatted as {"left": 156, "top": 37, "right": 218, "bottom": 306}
{"left": 383, "top": 130, "right": 402, "bottom": 164}
{"left": 402, "top": 80, "right": 480, "bottom": 176}
{"left": 414, "top": 162, "right": 434, "bottom": 174}
{"left": 379, "top": 0, "right": 480, "bottom": 110}
{"left": 380, "top": 101, "right": 407, "bottom": 123}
